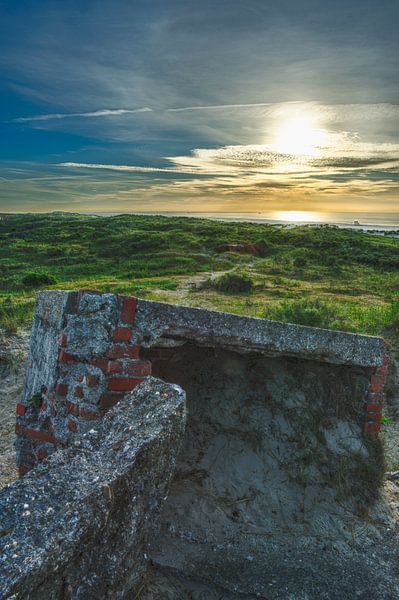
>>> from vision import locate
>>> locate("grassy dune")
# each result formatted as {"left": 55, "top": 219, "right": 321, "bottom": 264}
{"left": 0, "top": 213, "right": 398, "bottom": 339}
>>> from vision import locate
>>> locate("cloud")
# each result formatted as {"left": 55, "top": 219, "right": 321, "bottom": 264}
{"left": 57, "top": 162, "right": 184, "bottom": 174}
{"left": 13, "top": 107, "right": 152, "bottom": 123}
{"left": 167, "top": 102, "right": 273, "bottom": 112}
{"left": 58, "top": 134, "right": 399, "bottom": 180}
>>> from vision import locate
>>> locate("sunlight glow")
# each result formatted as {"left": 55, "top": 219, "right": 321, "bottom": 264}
{"left": 272, "top": 211, "right": 325, "bottom": 223}
{"left": 273, "top": 116, "right": 329, "bottom": 156}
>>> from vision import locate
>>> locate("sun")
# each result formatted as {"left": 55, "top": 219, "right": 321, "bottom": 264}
{"left": 272, "top": 114, "right": 328, "bottom": 157}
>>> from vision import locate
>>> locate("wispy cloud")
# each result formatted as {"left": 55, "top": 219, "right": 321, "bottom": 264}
{"left": 167, "top": 102, "right": 273, "bottom": 112}
{"left": 12, "top": 107, "right": 152, "bottom": 123}
{"left": 57, "top": 162, "right": 184, "bottom": 174}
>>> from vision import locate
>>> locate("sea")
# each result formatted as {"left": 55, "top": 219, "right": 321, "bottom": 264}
{"left": 96, "top": 211, "right": 399, "bottom": 232}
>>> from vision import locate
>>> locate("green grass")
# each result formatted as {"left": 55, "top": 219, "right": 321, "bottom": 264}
{"left": 0, "top": 213, "right": 398, "bottom": 339}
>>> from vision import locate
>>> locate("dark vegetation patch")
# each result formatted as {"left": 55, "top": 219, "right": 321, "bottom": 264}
{"left": 207, "top": 272, "right": 254, "bottom": 294}
{"left": 21, "top": 272, "right": 57, "bottom": 288}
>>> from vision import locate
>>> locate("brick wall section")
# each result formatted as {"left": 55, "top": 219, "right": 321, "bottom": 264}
{"left": 16, "top": 290, "right": 389, "bottom": 475}
{"left": 363, "top": 343, "right": 390, "bottom": 436}
{"left": 16, "top": 291, "right": 151, "bottom": 475}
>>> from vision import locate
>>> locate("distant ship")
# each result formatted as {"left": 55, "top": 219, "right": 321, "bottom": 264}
{"left": 353, "top": 220, "right": 361, "bottom": 226}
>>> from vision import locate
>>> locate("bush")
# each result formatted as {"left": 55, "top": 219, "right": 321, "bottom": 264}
{"left": 22, "top": 271, "right": 57, "bottom": 288}
{"left": 214, "top": 272, "right": 254, "bottom": 293}
{"left": 265, "top": 298, "right": 339, "bottom": 329}
{"left": 293, "top": 256, "right": 308, "bottom": 268}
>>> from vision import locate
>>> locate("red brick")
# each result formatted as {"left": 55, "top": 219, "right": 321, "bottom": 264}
{"left": 124, "top": 360, "right": 151, "bottom": 377}
{"left": 18, "top": 466, "right": 29, "bottom": 477}
{"left": 55, "top": 383, "right": 68, "bottom": 396}
{"left": 91, "top": 358, "right": 109, "bottom": 373}
{"left": 368, "top": 382, "right": 384, "bottom": 394}
{"left": 16, "top": 403, "right": 26, "bottom": 416}
{"left": 79, "top": 407, "right": 100, "bottom": 420}
{"left": 366, "top": 392, "right": 384, "bottom": 403}
{"left": 366, "top": 403, "right": 383, "bottom": 413}
{"left": 65, "top": 400, "right": 79, "bottom": 416}
{"left": 375, "top": 366, "right": 388, "bottom": 378}
{"left": 106, "top": 344, "right": 140, "bottom": 359}
{"left": 68, "top": 418, "right": 78, "bottom": 432}
{"left": 74, "top": 386, "right": 84, "bottom": 399}
{"left": 18, "top": 426, "right": 58, "bottom": 445}
{"left": 368, "top": 412, "right": 382, "bottom": 423}
{"left": 99, "top": 392, "right": 124, "bottom": 409}
{"left": 370, "top": 374, "right": 386, "bottom": 386}
{"left": 383, "top": 355, "right": 390, "bottom": 365}
{"left": 107, "top": 360, "right": 123, "bottom": 374}
{"left": 112, "top": 327, "right": 132, "bottom": 342}
{"left": 58, "top": 331, "right": 67, "bottom": 347}
{"left": 86, "top": 374, "right": 100, "bottom": 388}
{"left": 107, "top": 377, "right": 144, "bottom": 391}
{"left": 35, "top": 449, "right": 48, "bottom": 461}
{"left": 59, "top": 350, "right": 75, "bottom": 363}
{"left": 364, "top": 422, "right": 380, "bottom": 433}
{"left": 121, "top": 296, "right": 137, "bottom": 325}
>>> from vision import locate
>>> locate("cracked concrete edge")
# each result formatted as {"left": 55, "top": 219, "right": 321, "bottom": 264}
{"left": 135, "top": 299, "right": 386, "bottom": 367}
{"left": 32, "top": 291, "right": 386, "bottom": 368}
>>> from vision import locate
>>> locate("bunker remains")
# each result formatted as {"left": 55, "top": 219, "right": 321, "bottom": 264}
{"left": 2, "top": 290, "right": 397, "bottom": 599}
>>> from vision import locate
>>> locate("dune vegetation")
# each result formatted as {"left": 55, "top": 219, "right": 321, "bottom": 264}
{"left": 0, "top": 213, "right": 398, "bottom": 339}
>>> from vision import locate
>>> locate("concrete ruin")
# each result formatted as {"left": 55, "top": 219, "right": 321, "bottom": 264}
{"left": 1, "top": 378, "right": 186, "bottom": 599}
{"left": 1, "top": 290, "right": 397, "bottom": 599}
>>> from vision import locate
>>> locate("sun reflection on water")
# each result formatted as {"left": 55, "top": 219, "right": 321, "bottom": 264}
{"left": 271, "top": 211, "right": 325, "bottom": 223}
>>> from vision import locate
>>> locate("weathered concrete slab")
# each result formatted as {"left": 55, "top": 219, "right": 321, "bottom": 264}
{"left": 1, "top": 378, "right": 186, "bottom": 600}
{"left": 135, "top": 299, "right": 386, "bottom": 367}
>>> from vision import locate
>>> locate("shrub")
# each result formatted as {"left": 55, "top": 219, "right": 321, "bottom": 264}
{"left": 265, "top": 298, "right": 339, "bottom": 329}
{"left": 293, "top": 256, "right": 308, "bottom": 268}
{"left": 214, "top": 272, "right": 254, "bottom": 293}
{"left": 22, "top": 271, "right": 57, "bottom": 288}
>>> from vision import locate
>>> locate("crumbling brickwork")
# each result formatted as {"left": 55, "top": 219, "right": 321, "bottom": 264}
{"left": 16, "top": 290, "right": 150, "bottom": 475}
{"left": 363, "top": 347, "right": 390, "bottom": 435}
{"left": 15, "top": 290, "right": 389, "bottom": 478}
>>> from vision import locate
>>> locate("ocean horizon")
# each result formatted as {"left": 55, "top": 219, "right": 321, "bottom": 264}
{"left": 2, "top": 210, "right": 399, "bottom": 231}
{"left": 90, "top": 210, "right": 399, "bottom": 230}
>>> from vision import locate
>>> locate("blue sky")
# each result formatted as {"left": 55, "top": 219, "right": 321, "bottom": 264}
{"left": 0, "top": 0, "right": 398, "bottom": 213}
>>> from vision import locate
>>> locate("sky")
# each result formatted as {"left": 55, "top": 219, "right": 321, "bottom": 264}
{"left": 0, "top": 0, "right": 398, "bottom": 214}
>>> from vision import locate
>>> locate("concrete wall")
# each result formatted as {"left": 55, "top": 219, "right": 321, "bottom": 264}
{"left": 1, "top": 378, "right": 186, "bottom": 600}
